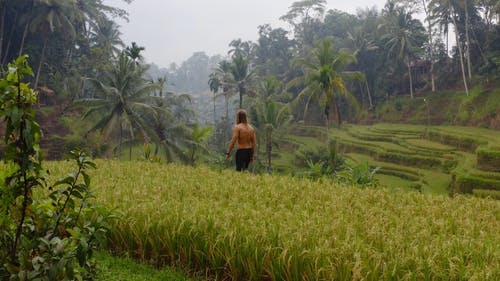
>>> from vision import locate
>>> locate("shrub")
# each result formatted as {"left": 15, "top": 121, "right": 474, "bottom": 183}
{"left": 476, "top": 147, "right": 500, "bottom": 172}
{"left": 0, "top": 56, "right": 109, "bottom": 280}
{"left": 451, "top": 173, "right": 500, "bottom": 194}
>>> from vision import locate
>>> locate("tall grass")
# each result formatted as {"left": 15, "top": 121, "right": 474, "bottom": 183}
{"left": 46, "top": 160, "right": 500, "bottom": 280}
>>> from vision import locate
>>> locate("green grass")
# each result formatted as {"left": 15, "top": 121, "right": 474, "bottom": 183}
{"left": 95, "top": 252, "right": 197, "bottom": 281}
{"left": 275, "top": 123, "right": 500, "bottom": 196}
{"left": 345, "top": 152, "right": 452, "bottom": 194}
{"left": 44, "top": 160, "right": 500, "bottom": 280}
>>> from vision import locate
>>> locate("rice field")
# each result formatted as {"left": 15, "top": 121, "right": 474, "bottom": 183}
{"left": 44, "top": 160, "right": 500, "bottom": 280}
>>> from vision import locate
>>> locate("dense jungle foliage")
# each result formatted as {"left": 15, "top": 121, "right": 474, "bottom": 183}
{"left": 0, "top": 0, "right": 499, "bottom": 163}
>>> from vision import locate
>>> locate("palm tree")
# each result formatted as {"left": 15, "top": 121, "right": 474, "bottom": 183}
{"left": 430, "top": 0, "right": 469, "bottom": 95}
{"left": 29, "top": 0, "right": 82, "bottom": 88}
{"left": 211, "top": 60, "right": 236, "bottom": 121}
{"left": 208, "top": 72, "right": 221, "bottom": 125}
{"left": 187, "top": 123, "right": 213, "bottom": 165}
{"left": 146, "top": 93, "right": 191, "bottom": 162}
{"left": 90, "top": 18, "right": 124, "bottom": 58}
{"left": 77, "top": 53, "right": 160, "bottom": 158}
{"left": 381, "top": 5, "right": 426, "bottom": 99}
{"left": 229, "top": 54, "right": 256, "bottom": 109}
{"left": 346, "top": 30, "right": 378, "bottom": 109}
{"left": 254, "top": 77, "right": 291, "bottom": 173}
{"left": 289, "top": 37, "right": 361, "bottom": 136}
{"left": 125, "top": 41, "right": 145, "bottom": 63}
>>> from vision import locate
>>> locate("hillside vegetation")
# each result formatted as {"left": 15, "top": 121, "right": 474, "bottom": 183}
{"left": 274, "top": 122, "right": 500, "bottom": 198}
{"left": 368, "top": 88, "right": 500, "bottom": 129}
{"left": 45, "top": 160, "right": 500, "bottom": 281}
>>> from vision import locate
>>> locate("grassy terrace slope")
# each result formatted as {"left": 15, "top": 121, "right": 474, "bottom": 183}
{"left": 46, "top": 161, "right": 500, "bottom": 280}
{"left": 286, "top": 124, "right": 500, "bottom": 198}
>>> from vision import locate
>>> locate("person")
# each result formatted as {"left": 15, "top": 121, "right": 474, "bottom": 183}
{"left": 225, "top": 109, "right": 256, "bottom": 171}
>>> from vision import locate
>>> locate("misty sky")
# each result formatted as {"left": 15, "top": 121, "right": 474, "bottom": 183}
{"left": 104, "top": 0, "right": 388, "bottom": 67}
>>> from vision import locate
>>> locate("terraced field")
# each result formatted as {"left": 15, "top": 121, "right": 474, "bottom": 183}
{"left": 280, "top": 123, "right": 500, "bottom": 198}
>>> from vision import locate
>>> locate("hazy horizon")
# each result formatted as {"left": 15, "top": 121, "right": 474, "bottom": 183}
{"left": 104, "top": 0, "right": 388, "bottom": 67}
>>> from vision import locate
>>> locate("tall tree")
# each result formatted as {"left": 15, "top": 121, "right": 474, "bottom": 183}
{"left": 77, "top": 53, "right": 159, "bottom": 158}
{"left": 210, "top": 60, "right": 236, "bottom": 121}
{"left": 254, "top": 24, "right": 295, "bottom": 77}
{"left": 280, "top": 0, "right": 327, "bottom": 47}
{"left": 430, "top": 0, "right": 470, "bottom": 95}
{"left": 254, "top": 77, "right": 292, "bottom": 173}
{"left": 29, "top": 0, "right": 82, "bottom": 88}
{"left": 208, "top": 72, "right": 221, "bottom": 125}
{"left": 90, "top": 18, "right": 124, "bottom": 58}
{"left": 346, "top": 30, "right": 378, "bottom": 108}
{"left": 124, "top": 41, "right": 145, "bottom": 63}
{"left": 289, "top": 37, "right": 361, "bottom": 136}
{"left": 186, "top": 123, "right": 213, "bottom": 165}
{"left": 229, "top": 54, "right": 256, "bottom": 109}
{"left": 381, "top": 4, "right": 426, "bottom": 98}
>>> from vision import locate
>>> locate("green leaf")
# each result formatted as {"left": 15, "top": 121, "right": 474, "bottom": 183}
{"left": 54, "top": 175, "right": 75, "bottom": 186}
{"left": 82, "top": 172, "right": 91, "bottom": 187}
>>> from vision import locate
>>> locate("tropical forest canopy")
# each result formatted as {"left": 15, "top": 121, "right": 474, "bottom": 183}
{"left": 0, "top": 0, "right": 499, "bottom": 162}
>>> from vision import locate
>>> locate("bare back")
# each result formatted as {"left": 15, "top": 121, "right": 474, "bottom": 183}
{"left": 232, "top": 123, "right": 255, "bottom": 149}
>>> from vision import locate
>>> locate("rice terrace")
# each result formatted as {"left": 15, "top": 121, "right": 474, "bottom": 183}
{"left": 1, "top": 0, "right": 500, "bottom": 280}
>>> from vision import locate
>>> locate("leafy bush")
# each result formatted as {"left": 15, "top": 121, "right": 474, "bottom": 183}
{"left": 425, "top": 131, "right": 484, "bottom": 152}
{"left": 476, "top": 147, "right": 500, "bottom": 172}
{"left": 451, "top": 173, "right": 500, "bottom": 194}
{"left": 0, "top": 56, "right": 109, "bottom": 280}
{"left": 336, "top": 162, "right": 380, "bottom": 188}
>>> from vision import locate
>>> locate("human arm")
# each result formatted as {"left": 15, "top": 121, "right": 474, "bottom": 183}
{"left": 226, "top": 126, "right": 238, "bottom": 160}
{"left": 250, "top": 128, "right": 257, "bottom": 163}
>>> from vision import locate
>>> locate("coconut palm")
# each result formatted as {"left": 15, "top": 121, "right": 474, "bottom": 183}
{"left": 346, "top": 30, "right": 378, "bottom": 108}
{"left": 90, "top": 18, "right": 124, "bottom": 58}
{"left": 254, "top": 77, "right": 292, "bottom": 173}
{"left": 146, "top": 103, "right": 191, "bottom": 163}
{"left": 77, "top": 52, "right": 160, "bottom": 158}
{"left": 186, "top": 123, "right": 213, "bottom": 165}
{"left": 430, "top": 0, "right": 470, "bottom": 95}
{"left": 289, "top": 37, "right": 361, "bottom": 136}
{"left": 125, "top": 41, "right": 145, "bottom": 63}
{"left": 211, "top": 60, "right": 236, "bottom": 121}
{"left": 29, "top": 0, "right": 83, "bottom": 88}
{"left": 381, "top": 5, "right": 426, "bottom": 99}
{"left": 229, "top": 54, "right": 256, "bottom": 109}
{"left": 208, "top": 72, "right": 220, "bottom": 125}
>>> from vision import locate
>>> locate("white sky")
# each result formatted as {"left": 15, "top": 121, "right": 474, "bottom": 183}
{"left": 104, "top": 0, "right": 388, "bottom": 67}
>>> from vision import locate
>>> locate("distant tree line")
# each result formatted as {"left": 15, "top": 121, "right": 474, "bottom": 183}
{"left": 208, "top": 0, "right": 500, "bottom": 123}
{"left": 1, "top": 0, "right": 499, "bottom": 166}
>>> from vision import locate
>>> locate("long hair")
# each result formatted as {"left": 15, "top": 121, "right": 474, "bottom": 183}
{"left": 236, "top": 109, "right": 248, "bottom": 124}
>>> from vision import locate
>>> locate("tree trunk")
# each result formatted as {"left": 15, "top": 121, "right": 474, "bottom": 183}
{"left": 422, "top": 0, "right": 436, "bottom": 92}
{"left": 2, "top": 10, "right": 17, "bottom": 66}
{"left": 224, "top": 93, "right": 229, "bottom": 120}
{"left": 407, "top": 58, "right": 414, "bottom": 99}
{"left": 119, "top": 122, "right": 123, "bottom": 158}
{"left": 213, "top": 93, "right": 217, "bottom": 126}
{"left": 266, "top": 131, "right": 272, "bottom": 174}
{"left": 238, "top": 83, "right": 245, "bottom": 109}
{"left": 34, "top": 37, "right": 48, "bottom": 89}
{"left": 364, "top": 74, "right": 373, "bottom": 109}
{"left": 333, "top": 96, "right": 341, "bottom": 127}
{"left": 0, "top": 5, "right": 6, "bottom": 65}
{"left": 451, "top": 4, "right": 470, "bottom": 96}
{"left": 18, "top": 0, "right": 34, "bottom": 58}
{"left": 464, "top": 0, "right": 472, "bottom": 80}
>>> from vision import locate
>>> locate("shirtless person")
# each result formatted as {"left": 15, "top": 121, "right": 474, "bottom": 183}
{"left": 225, "top": 109, "right": 257, "bottom": 171}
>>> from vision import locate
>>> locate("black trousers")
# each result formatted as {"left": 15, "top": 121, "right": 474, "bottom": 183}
{"left": 235, "top": 148, "right": 252, "bottom": 171}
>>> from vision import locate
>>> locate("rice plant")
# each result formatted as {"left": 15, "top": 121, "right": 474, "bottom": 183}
{"left": 45, "top": 160, "right": 500, "bottom": 280}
